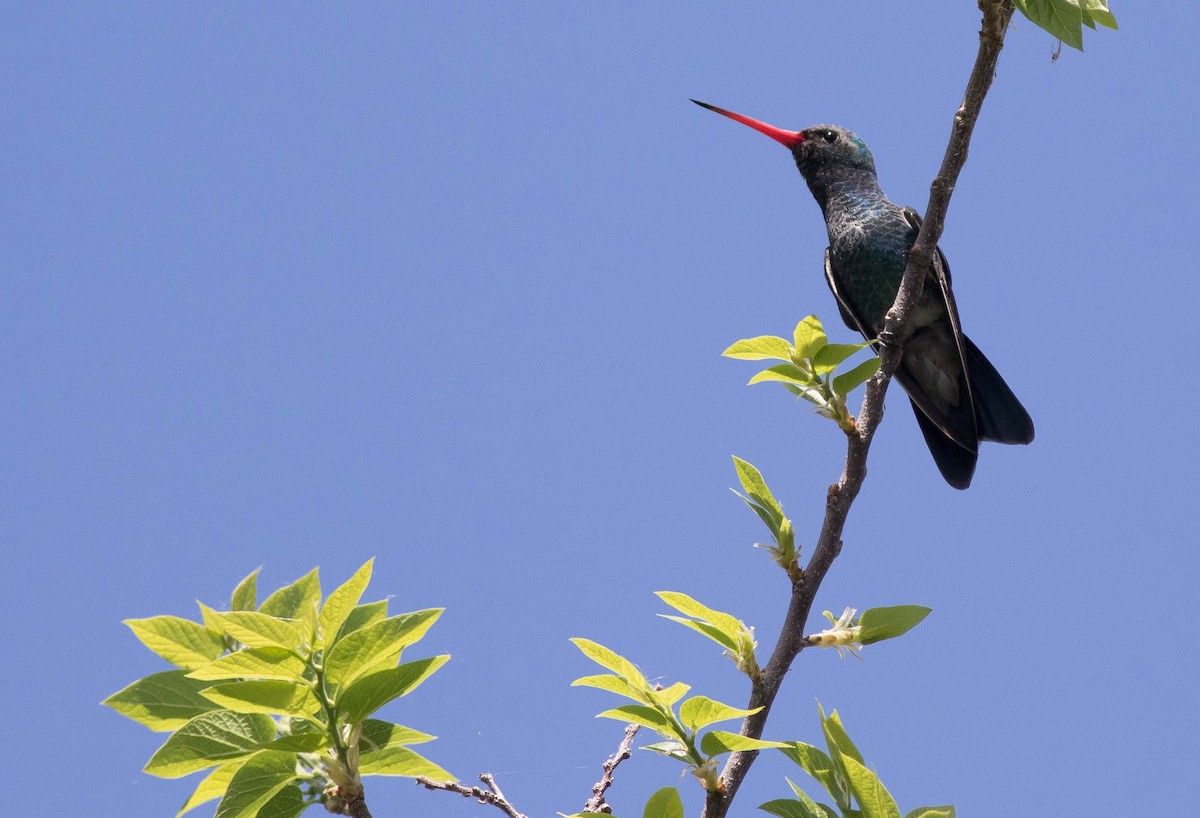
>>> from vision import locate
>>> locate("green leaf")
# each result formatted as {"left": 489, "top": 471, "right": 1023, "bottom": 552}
{"left": 700, "top": 731, "right": 789, "bottom": 755}
{"left": 904, "top": 808, "right": 956, "bottom": 818}
{"left": 596, "top": 704, "right": 674, "bottom": 733}
{"left": 124, "top": 616, "right": 226, "bottom": 670}
{"left": 723, "top": 335, "right": 795, "bottom": 361}
{"left": 731, "top": 457, "right": 784, "bottom": 522}
{"left": 778, "top": 743, "right": 846, "bottom": 810}
{"left": 786, "top": 778, "right": 839, "bottom": 818}
{"left": 259, "top": 568, "right": 321, "bottom": 631}
{"left": 655, "top": 593, "right": 745, "bottom": 648}
{"left": 230, "top": 568, "right": 260, "bottom": 612}
{"left": 208, "top": 611, "right": 309, "bottom": 652}
{"left": 1080, "top": 0, "right": 1117, "bottom": 29}
{"left": 263, "top": 732, "right": 329, "bottom": 753}
{"left": 318, "top": 558, "right": 374, "bottom": 649}
{"left": 643, "top": 787, "right": 684, "bottom": 818}
{"left": 759, "top": 799, "right": 815, "bottom": 818}
{"left": 103, "top": 670, "right": 221, "bottom": 731}
{"left": 199, "top": 680, "right": 321, "bottom": 718}
{"left": 337, "top": 655, "right": 450, "bottom": 724}
{"left": 748, "top": 363, "right": 815, "bottom": 386}
{"left": 641, "top": 740, "right": 691, "bottom": 761}
{"left": 360, "top": 744, "right": 454, "bottom": 780}
{"left": 1014, "top": 0, "right": 1083, "bottom": 49}
{"left": 858, "top": 606, "right": 932, "bottom": 645}
{"left": 177, "top": 762, "right": 241, "bottom": 817}
{"left": 650, "top": 682, "right": 691, "bottom": 708}
{"left": 659, "top": 615, "right": 738, "bottom": 653}
{"left": 842, "top": 755, "right": 900, "bottom": 818}
{"left": 570, "top": 673, "right": 644, "bottom": 702}
{"left": 820, "top": 706, "right": 865, "bottom": 765}
{"left": 812, "top": 342, "right": 872, "bottom": 375}
{"left": 145, "top": 711, "right": 277, "bottom": 778}
{"left": 324, "top": 609, "right": 444, "bottom": 689}
{"left": 338, "top": 599, "right": 389, "bottom": 638}
{"left": 793, "top": 316, "right": 827, "bottom": 360}
{"left": 359, "top": 718, "right": 436, "bottom": 750}
{"left": 187, "top": 647, "right": 309, "bottom": 683}
{"left": 570, "top": 638, "right": 650, "bottom": 690}
{"left": 256, "top": 784, "right": 308, "bottom": 818}
{"left": 679, "top": 696, "right": 761, "bottom": 732}
{"left": 832, "top": 357, "right": 881, "bottom": 396}
{"left": 211, "top": 750, "right": 298, "bottom": 818}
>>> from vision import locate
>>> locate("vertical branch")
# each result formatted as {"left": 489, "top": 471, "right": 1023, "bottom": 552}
{"left": 701, "top": 3, "right": 1016, "bottom": 817}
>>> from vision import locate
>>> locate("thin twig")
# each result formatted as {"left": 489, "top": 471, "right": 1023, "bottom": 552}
{"left": 583, "top": 723, "right": 641, "bottom": 813}
{"left": 701, "top": 2, "right": 1016, "bottom": 816}
{"left": 415, "top": 774, "right": 529, "bottom": 818}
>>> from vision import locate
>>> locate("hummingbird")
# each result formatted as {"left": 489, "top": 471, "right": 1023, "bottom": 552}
{"left": 693, "top": 100, "right": 1034, "bottom": 489}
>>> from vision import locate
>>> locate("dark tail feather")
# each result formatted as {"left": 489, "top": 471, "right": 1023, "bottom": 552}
{"left": 911, "top": 399, "right": 977, "bottom": 490}
{"left": 963, "top": 336, "right": 1035, "bottom": 444}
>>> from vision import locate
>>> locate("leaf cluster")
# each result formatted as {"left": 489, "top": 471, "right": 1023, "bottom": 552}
{"left": 730, "top": 456, "right": 799, "bottom": 579}
{"left": 103, "top": 560, "right": 452, "bottom": 818}
{"left": 762, "top": 707, "right": 954, "bottom": 818}
{"left": 724, "top": 316, "right": 879, "bottom": 434}
{"left": 1014, "top": 0, "right": 1117, "bottom": 51}
{"left": 572, "top": 596, "right": 783, "bottom": 794}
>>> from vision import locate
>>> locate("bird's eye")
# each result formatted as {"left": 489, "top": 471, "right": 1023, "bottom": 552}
{"left": 822, "top": 130, "right": 838, "bottom": 143}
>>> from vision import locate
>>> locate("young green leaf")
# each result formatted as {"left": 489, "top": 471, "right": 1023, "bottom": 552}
{"left": 655, "top": 593, "right": 745, "bottom": 646}
{"left": 841, "top": 755, "right": 901, "bottom": 818}
{"left": 699, "top": 731, "right": 789, "bottom": 755}
{"left": 317, "top": 558, "right": 374, "bottom": 649}
{"left": 659, "top": 615, "right": 738, "bottom": 653}
{"left": 643, "top": 787, "right": 684, "bottom": 818}
{"left": 144, "top": 711, "right": 277, "bottom": 778}
{"left": 187, "top": 647, "right": 308, "bottom": 683}
{"left": 254, "top": 784, "right": 307, "bottom": 818}
{"left": 336, "top": 655, "right": 450, "bottom": 724}
{"left": 324, "top": 609, "right": 444, "bottom": 689}
{"left": 832, "top": 357, "right": 881, "bottom": 397}
{"left": 570, "top": 638, "right": 650, "bottom": 690}
{"left": 723, "top": 335, "right": 795, "bottom": 361}
{"left": 641, "top": 740, "right": 691, "bottom": 762}
{"left": 199, "top": 680, "right": 321, "bottom": 718}
{"left": 103, "top": 670, "right": 221, "bottom": 731}
{"left": 177, "top": 762, "right": 241, "bottom": 817}
{"left": 571, "top": 673, "right": 643, "bottom": 702}
{"left": 787, "top": 778, "right": 840, "bottom": 818}
{"left": 1080, "top": 0, "right": 1117, "bottom": 29}
{"left": 229, "top": 569, "right": 260, "bottom": 612}
{"left": 732, "top": 457, "right": 785, "bottom": 522}
{"left": 778, "top": 743, "right": 846, "bottom": 811}
{"left": 820, "top": 706, "right": 865, "bottom": 765}
{"left": 207, "top": 611, "right": 309, "bottom": 652}
{"left": 812, "top": 341, "right": 873, "bottom": 375}
{"left": 596, "top": 704, "right": 674, "bottom": 733}
{"left": 211, "top": 750, "right": 298, "bottom": 818}
{"left": 258, "top": 568, "right": 321, "bottom": 630}
{"left": 679, "top": 696, "right": 761, "bottom": 732}
{"left": 758, "top": 798, "right": 814, "bottom": 818}
{"left": 858, "top": 605, "right": 932, "bottom": 645}
{"left": 904, "top": 808, "right": 957, "bottom": 818}
{"left": 792, "top": 315, "right": 827, "bottom": 360}
{"left": 338, "top": 599, "right": 389, "bottom": 638}
{"left": 359, "top": 718, "right": 436, "bottom": 750}
{"left": 359, "top": 744, "right": 454, "bottom": 780}
{"left": 1013, "top": 0, "right": 1083, "bottom": 49}
{"left": 124, "top": 615, "right": 226, "bottom": 670}
{"left": 748, "top": 363, "right": 815, "bottom": 386}
{"left": 650, "top": 682, "right": 692, "bottom": 708}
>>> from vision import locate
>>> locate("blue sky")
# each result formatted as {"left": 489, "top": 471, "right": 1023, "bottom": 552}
{"left": 2, "top": 3, "right": 1197, "bottom": 817}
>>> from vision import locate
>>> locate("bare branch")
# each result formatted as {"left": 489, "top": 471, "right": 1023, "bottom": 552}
{"left": 583, "top": 723, "right": 641, "bottom": 813}
{"left": 701, "top": 2, "right": 1016, "bottom": 816}
{"left": 416, "top": 774, "right": 529, "bottom": 818}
